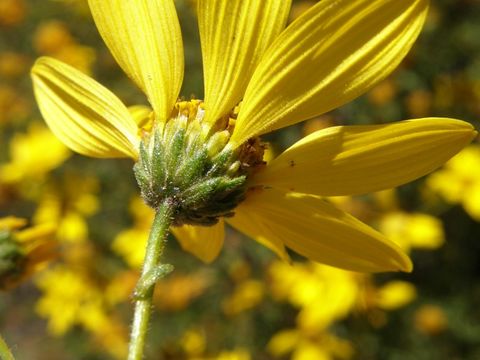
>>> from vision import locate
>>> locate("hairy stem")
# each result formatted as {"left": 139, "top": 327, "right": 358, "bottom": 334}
{"left": 127, "top": 200, "right": 174, "bottom": 360}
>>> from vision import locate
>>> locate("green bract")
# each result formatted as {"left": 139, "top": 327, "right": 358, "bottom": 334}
{"left": 133, "top": 101, "right": 264, "bottom": 226}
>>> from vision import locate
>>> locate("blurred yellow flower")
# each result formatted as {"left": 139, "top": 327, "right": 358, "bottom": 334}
{"left": 0, "top": 52, "right": 28, "bottom": 79}
{"left": 33, "top": 174, "right": 99, "bottom": 244}
{"left": 268, "top": 330, "right": 353, "bottom": 360}
{"left": 426, "top": 145, "right": 480, "bottom": 221}
{"left": 33, "top": 20, "right": 96, "bottom": 74}
{"left": 35, "top": 265, "right": 128, "bottom": 358}
{"left": 181, "top": 328, "right": 206, "bottom": 358}
{"left": 378, "top": 212, "right": 445, "bottom": 252}
{"left": 33, "top": 21, "right": 73, "bottom": 53}
{"left": 301, "top": 115, "right": 336, "bottom": 137}
{"left": 107, "top": 268, "right": 218, "bottom": 336}
{"left": 368, "top": 79, "right": 398, "bottom": 106}
{"left": 0, "top": 123, "right": 70, "bottom": 184}
{"left": 112, "top": 227, "right": 149, "bottom": 269}
{"left": 227, "top": 259, "right": 253, "bottom": 283}
{"left": 413, "top": 304, "right": 448, "bottom": 335}
{"left": 154, "top": 271, "right": 212, "bottom": 311}
{"left": 104, "top": 271, "right": 138, "bottom": 305}
{"left": 405, "top": 89, "right": 433, "bottom": 118}
{"left": 31, "top": 0, "right": 477, "bottom": 273}
{"left": 0, "top": 85, "right": 30, "bottom": 125}
{"left": 0, "top": 216, "right": 57, "bottom": 290}
{"left": 269, "top": 261, "right": 358, "bottom": 332}
{"left": 375, "top": 280, "right": 417, "bottom": 311}
{"left": 0, "top": 0, "right": 26, "bottom": 26}
{"left": 112, "top": 197, "right": 153, "bottom": 268}
{"left": 215, "top": 348, "right": 251, "bottom": 360}
{"left": 222, "top": 279, "right": 264, "bottom": 316}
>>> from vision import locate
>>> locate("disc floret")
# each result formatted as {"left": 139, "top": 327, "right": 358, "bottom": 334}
{"left": 134, "top": 100, "right": 265, "bottom": 226}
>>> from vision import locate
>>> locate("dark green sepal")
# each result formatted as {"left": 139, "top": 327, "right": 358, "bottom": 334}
{"left": 166, "top": 129, "right": 186, "bottom": 180}
{"left": 207, "top": 148, "right": 234, "bottom": 177}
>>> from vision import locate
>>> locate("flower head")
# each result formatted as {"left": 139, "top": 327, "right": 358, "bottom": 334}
{"left": 32, "top": 0, "right": 477, "bottom": 272}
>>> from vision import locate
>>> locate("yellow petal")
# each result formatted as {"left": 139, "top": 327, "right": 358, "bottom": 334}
{"left": 31, "top": 57, "right": 138, "bottom": 159}
{"left": 171, "top": 220, "right": 225, "bottom": 263}
{"left": 232, "top": 188, "right": 411, "bottom": 273}
{"left": 231, "top": 0, "right": 429, "bottom": 145}
{"left": 88, "top": 0, "right": 183, "bottom": 122}
{"left": 227, "top": 207, "right": 291, "bottom": 262}
{"left": 128, "top": 105, "right": 152, "bottom": 126}
{"left": 128, "top": 105, "right": 153, "bottom": 133}
{"left": 198, "top": 0, "right": 291, "bottom": 125}
{"left": 251, "top": 119, "right": 477, "bottom": 196}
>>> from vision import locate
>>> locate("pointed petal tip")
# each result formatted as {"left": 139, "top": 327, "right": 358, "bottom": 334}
{"left": 395, "top": 253, "right": 414, "bottom": 273}
{"left": 232, "top": 188, "right": 415, "bottom": 274}
{"left": 31, "top": 56, "right": 46, "bottom": 71}
{"left": 435, "top": 118, "right": 478, "bottom": 147}
{"left": 376, "top": 245, "right": 413, "bottom": 273}
{"left": 252, "top": 118, "right": 476, "bottom": 197}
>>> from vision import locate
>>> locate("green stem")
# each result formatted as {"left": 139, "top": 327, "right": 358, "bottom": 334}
{"left": 0, "top": 334, "right": 15, "bottom": 360}
{"left": 127, "top": 200, "right": 174, "bottom": 360}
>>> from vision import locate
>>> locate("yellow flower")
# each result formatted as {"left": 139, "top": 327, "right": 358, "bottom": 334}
{"left": 33, "top": 173, "right": 99, "bottom": 244}
{"left": 33, "top": 21, "right": 74, "bottom": 54}
{"left": 378, "top": 212, "right": 445, "bottom": 253}
{"left": 268, "top": 330, "right": 353, "bottom": 360}
{"left": 0, "top": 216, "right": 57, "bottom": 290}
{"left": 0, "top": 0, "right": 26, "bottom": 27}
{"left": 0, "top": 52, "right": 28, "bottom": 79}
{"left": 0, "top": 85, "right": 30, "bottom": 125}
{"left": 180, "top": 328, "right": 206, "bottom": 357}
{"left": 413, "top": 304, "right": 448, "bottom": 336}
{"left": 32, "top": 0, "right": 477, "bottom": 273}
{"left": 222, "top": 279, "right": 264, "bottom": 316}
{"left": 33, "top": 20, "right": 96, "bottom": 74}
{"left": 215, "top": 348, "right": 251, "bottom": 360}
{"left": 426, "top": 145, "right": 480, "bottom": 221}
{"left": 374, "top": 280, "right": 417, "bottom": 311}
{"left": 269, "top": 261, "right": 358, "bottom": 331}
{"left": 112, "top": 197, "right": 154, "bottom": 268}
{"left": 0, "top": 123, "right": 70, "bottom": 184}
{"left": 153, "top": 271, "right": 212, "bottom": 311}
{"left": 35, "top": 265, "right": 129, "bottom": 358}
